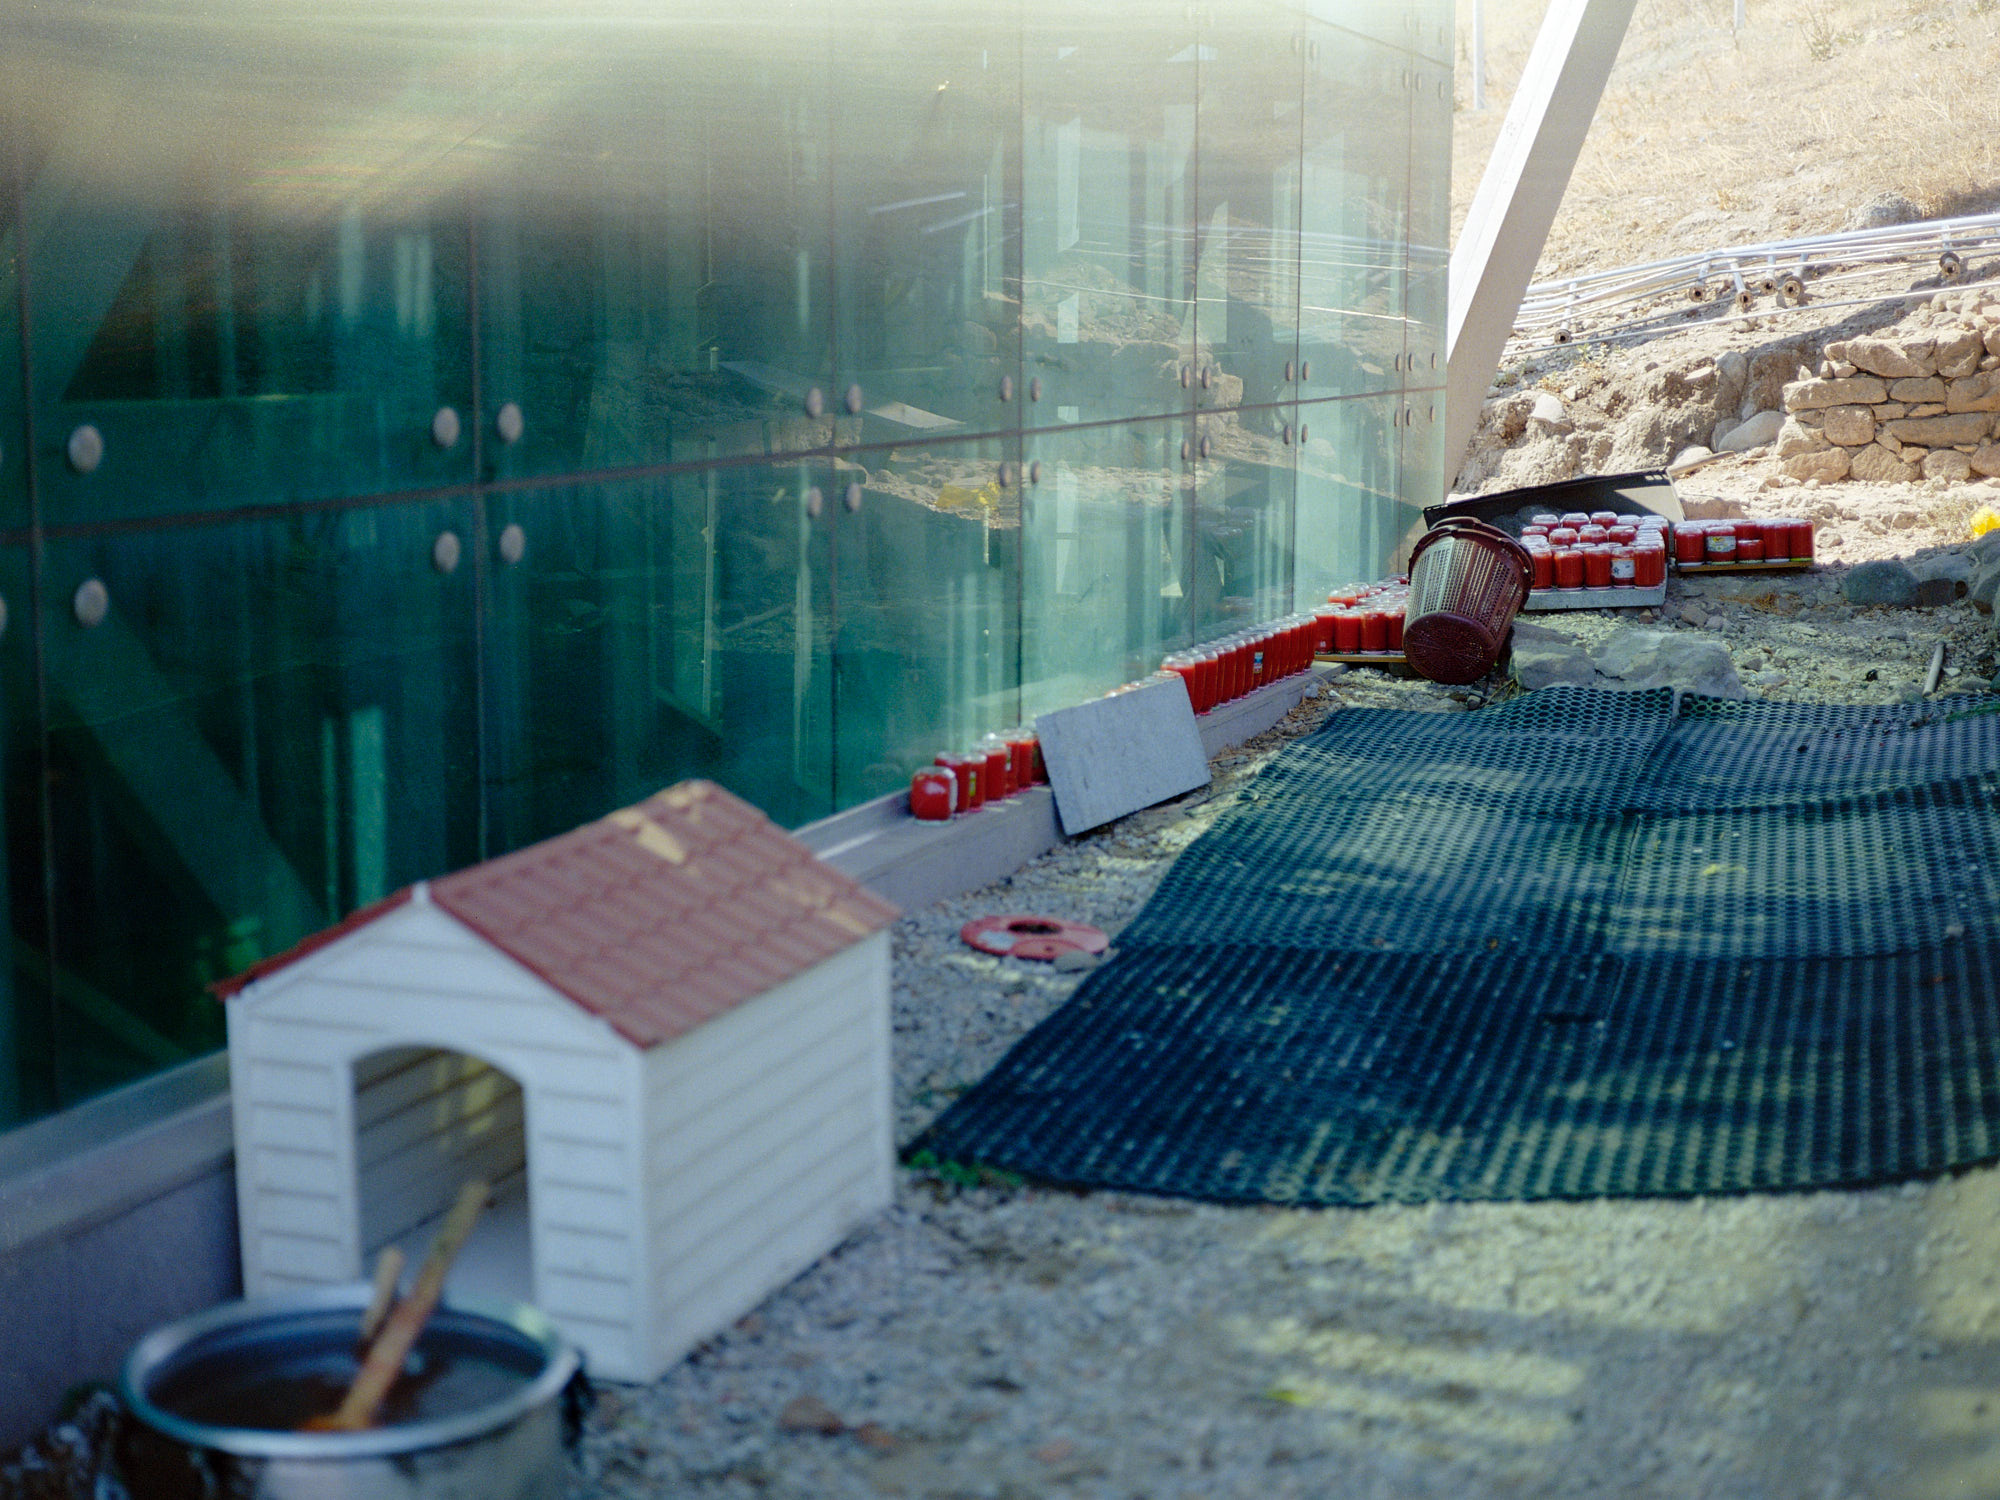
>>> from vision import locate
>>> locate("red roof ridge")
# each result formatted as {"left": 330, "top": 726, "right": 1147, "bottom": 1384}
{"left": 214, "top": 780, "right": 899, "bottom": 1049}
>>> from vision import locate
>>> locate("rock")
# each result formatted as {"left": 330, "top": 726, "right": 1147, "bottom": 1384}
{"left": 1841, "top": 336, "right": 1935, "bottom": 380}
{"left": 1972, "top": 555, "right": 2000, "bottom": 614}
{"left": 1889, "top": 377, "right": 1947, "bottom": 403}
{"left": 1716, "top": 350, "right": 1749, "bottom": 407}
{"left": 1887, "top": 412, "right": 1995, "bottom": 446}
{"left": 1971, "top": 443, "right": 2000, "bottom": 478}
{"left": 1847, "top": 192, "right": 1920, "bottom": 230}
{"left": 1776, "top": 417, "right": 1831, "bottom": 457}
{"left": 1712, "top": 418, "right": 1738, "bottom": 450}
{"left": 1671, "top": 444, "right": 1714, "bottom": 468}
{"left": 1849, "top": 443, "right": 1923, "bottom": 483}
{"left": 1947, "top": 371, "right": 2000, "bottom": 413}
{"left": 780, "top": 1396, "right": 846, "bottom": 1435}
{"left": 1528, "top": 390, "right": 1567, "bottom": 428}
{"left": 1876, "top": 427, "right": 1904, "bottom": 453}
{"left": 1717, "top": 409, "right": 1782, "bottom": 452}
{"left": 853, "top": 1423, "right": 900, "bottom": 1453}
{"left": 1051, "top": 949, "right": 1098, "bottom": 972}
{"left": 1909, "top": 403, "right": 1948, "bottom": 418}
{"left": 1510, "top": 623, "right": 1597, "bottom": 691}
{"left": 1821, "top": 405, "right": 1876, "bottom": 447}
{"left": 1751, "top": 670, "right": 1789, "bottom": 689}
{"left": 1842, "top": 560, "right": 1922, "bottom": 607}
{"left": 1783, "top": 447, "right": 1851, "bottom": 483}
{"left": 1988, "top": 325, "right": 2000, "bottom": 358}
{"left": 1784, "top": 375, "right": 1889, "bottom": 411}
{"left": 1913, "top": 552, "right": 1975, "bottom": 591}
{"left": 1889, "top": 510, "right": 1920, "bottom": 529}
{"left": 1830, "top": 360, "right": 1858, "bottom": 378}
{"left": 1591, "top": 630, "right": 1746, "bottom": 698}
{"left": 1923, "top": 449, "right": 1974, "bottom": 483}
{"left": 1938, "top": 329, "right": 1986, "bottom": 380}
{"left": 1914, "top": 577, "right": 1960, "bottom": 608}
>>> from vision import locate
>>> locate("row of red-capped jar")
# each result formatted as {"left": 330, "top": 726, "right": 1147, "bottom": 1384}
{"left": 910, "top": 730, "right": 1045, "bottom": 820}
{"left": 1313, "top": 580, "right": 1410, "bottom": 655}
{"left": 1524, "top": 535, "right": 1669, "bottom": 590}
{"left": 1163, "top": 614, "right": 1323, "bottom": 714}
{"left": 1671, "top": 517, "right": 1816, "bottom": 565}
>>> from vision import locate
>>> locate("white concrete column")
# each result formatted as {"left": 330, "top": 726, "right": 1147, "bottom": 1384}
{"left": 1444, "top": 0, "right": 1639, "bottom": 485}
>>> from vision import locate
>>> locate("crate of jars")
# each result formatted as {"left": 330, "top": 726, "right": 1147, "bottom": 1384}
{"left": 1515, "top": 508, "right": 1670, "bottom": 610}
{"left": 1670, "top": 517, "right": 1816, "bottom": 573}
{"left": 1162, "top": 612, "right": 1328, "bottom": 714}
{"left": 1310, "top": 580, "right": 1410, "bottom": 666}
{"left": 910, "top": 728, "right": 1045, "bottom": 820}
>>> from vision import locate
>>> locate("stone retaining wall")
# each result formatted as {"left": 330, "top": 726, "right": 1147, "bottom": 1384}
{"left": 1779, "top": 290, "right": 2000, "bottom": 484}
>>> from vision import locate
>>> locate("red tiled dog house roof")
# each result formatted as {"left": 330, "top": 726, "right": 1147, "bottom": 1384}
{"left": 216, "top": 781, "right": 899, "bottom": 1047}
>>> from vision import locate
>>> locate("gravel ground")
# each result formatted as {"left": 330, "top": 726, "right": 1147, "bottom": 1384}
{"left": 571, "top": 527, "right": 2000, "bottom": 1500}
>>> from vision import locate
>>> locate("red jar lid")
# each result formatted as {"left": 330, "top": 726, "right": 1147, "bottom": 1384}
{"left": 1549, "top": 527, "right": 1579, "bottom": 545}
{"left": 1579, "top": 524, "right": 1608, "bottom": 544}
{"left": 1589, "top": 510, "right": 1618, "bottom": 526}
{"left": 1561, "top": 512, "right": 1591, "bottom": 527}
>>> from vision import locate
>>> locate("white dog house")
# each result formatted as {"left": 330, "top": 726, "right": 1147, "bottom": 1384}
{"left": 217, "top": 780, "right": 898, "bottom": 1382}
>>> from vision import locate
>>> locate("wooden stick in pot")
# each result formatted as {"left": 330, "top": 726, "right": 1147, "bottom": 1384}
{"left": 307, "top": 1179, "right": 489, "bottom": 1432}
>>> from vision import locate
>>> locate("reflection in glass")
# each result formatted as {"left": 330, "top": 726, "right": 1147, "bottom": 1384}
{"left": 834, "top": 436, "right": 1019, "bottom": 804}
{"left": 0, "top": 0, "right": 1454, "bottom": 1130}
{"left": 1022, "top": 0, "right": 1198, "bottom": 429}
{"left": 39, "top": 504, "right": 479, "bottom": 1108}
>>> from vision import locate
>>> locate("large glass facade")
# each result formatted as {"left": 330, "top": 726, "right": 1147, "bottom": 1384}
{"left": 0, "top": 0, "right": 1449, "bottom": 1130}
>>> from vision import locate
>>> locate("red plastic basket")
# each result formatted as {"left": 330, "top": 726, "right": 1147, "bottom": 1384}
{"left": 1401, "top": 518, "right": 1534, "bottom": 685}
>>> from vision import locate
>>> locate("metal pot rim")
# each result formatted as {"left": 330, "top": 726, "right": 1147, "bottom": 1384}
{"left": 120, "top": 1285, "right": 581, "bottom": 1461}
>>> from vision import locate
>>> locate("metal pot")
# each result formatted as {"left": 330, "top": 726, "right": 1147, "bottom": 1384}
{"left": 118, "top": 1285, "right": 583, "bottom": 1500}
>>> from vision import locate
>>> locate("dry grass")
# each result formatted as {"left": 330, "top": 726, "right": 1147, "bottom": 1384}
{"left": 1452, "top": 0, "right": 2000, "bottom": 282}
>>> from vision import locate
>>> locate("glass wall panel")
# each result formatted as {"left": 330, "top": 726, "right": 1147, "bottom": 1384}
{"left": 0, "top": 546, "right": 50, "bottom": 1130}
{"left": 1402, "top": 389, "right": 1447, "bottom": 529}
{"left": 833, "top": 435, "right": 1020, "bottom": 805}
{"left": 1294, "top": 392, "right": 1412, "bottom": 609}
{"left": 1299, "top": 24, "right": 1410, "bottom": 403}
{"left": 1405, "top": 57, "right": 1451, "bottom": 396}
{"left": 1194, "top": 5, "right": 1303, "bottom": 418}
{"left": 15, "top": 0, "right": 478, "bottom": 524}
{"left": 39, "top": 501, "right": 480, "bottom": 1106}
{"left": 1196, "top": 409, "right": 1296, "bottom": 636}
{"left": 484, "top": 464, "right": 834, "bottom": 849}
{"left": 1022, "top": 416, "right": 1194, "bottom": 717}
{"left": 1, "top": 163, "right": 25, "bottom": 533}
{"left": 1293, "top": 0, "right": 1446, "bottom": 63}
{"left": 1021, "top": 0, "right": 1198, "bottom": 430}
{"left": 475, "top": 4, "right": 839, "bottom": 482}
{"left": 831, "top": 4, "right": 1021, "bottom": 444}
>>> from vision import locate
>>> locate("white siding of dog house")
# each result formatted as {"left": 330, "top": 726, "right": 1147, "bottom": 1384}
{"left": 639, "top": 930, "right": 893, "bottom": 1374}
{"left": 226, "top": 893, "right": 652, "bottom": 1379}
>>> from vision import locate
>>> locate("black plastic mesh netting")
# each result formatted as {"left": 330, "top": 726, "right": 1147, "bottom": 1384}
{"left": 910, "top": 687, "right": 2000, "bottom": 1201}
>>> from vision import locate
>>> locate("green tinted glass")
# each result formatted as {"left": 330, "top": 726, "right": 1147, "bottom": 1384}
{"left": 484, "top": 465, "right": 834, "bottom": 848}
{"left": 40, "top": 503, "right": 479, "bottom": 1107}
{"left": 832, "top": 433, "right": 1021, "bottom": 804}
{"left": 1021, "top": 0, "right": 1198, "bottom": 430}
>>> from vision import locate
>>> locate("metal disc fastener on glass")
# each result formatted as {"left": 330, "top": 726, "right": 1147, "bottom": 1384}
{"left": 431, "top": 407, "right": 461, "bottom": 448}
{"left": 805, "top": 487, "right": 823, "bottom": 518}
{"left": 498, "top": 523, "right": 527, "bottom": 565}
{"left": 844, "top": 384, "right": 863, "bottom": 415}
{"left": 844, "top": 483, "right": 862, "bottom": 513}
{"left": 495, "top": 403, "right": 525, "bottom": 445}
{"left": 804, "top": 387, "right": 824, "bottom": 418}
{"left": 73, "top": 578, "right": 109, "bottom": 627}
{"left": 432, "top": 532, "right": 462, "bottom": 573}
{"left": 67, "top": 424, "right": 104, "bottom": 474}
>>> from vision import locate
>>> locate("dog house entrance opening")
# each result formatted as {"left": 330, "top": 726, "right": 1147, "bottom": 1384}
{"left": 353, "top": 1045, "right": 532, "bottom": 1307}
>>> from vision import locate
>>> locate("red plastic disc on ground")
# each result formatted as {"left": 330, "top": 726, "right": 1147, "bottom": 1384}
{"left": 960, "top": 914, "right": 1110, "bottom": 961}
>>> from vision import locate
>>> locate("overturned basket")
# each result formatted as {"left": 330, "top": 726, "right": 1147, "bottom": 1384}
{"left": 1401, "top": 518, "right": 1534, "bottom": 685}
